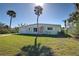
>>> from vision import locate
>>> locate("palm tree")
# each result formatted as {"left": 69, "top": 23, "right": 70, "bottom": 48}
{"left": 34, "top": 6, "right": 43, "bottom": 46}
{"left": 7, "top": 10, "right": 16, "bottom": 28}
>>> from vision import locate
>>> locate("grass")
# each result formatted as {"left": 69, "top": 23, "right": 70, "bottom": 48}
{"left": 0, "top": 34, "right": 79, "bottom": 56}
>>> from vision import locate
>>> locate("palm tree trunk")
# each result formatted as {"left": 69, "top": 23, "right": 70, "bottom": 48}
{"left": 10, "top": 16, "right": 12, "bottom": 28}
{"left": 34, "top": 15, "right": 39, "bottom": 47}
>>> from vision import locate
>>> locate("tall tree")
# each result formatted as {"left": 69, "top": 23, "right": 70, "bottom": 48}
{"left": 75, "top": 3, "right": 79, "bottom": 12}
{"left": 34, "top": 6, "right": 43, "bottom": 47}
{"left": 67, "top": 3, "right": 79, "bottom": 37}
{"left": 7, "top": 10, "right": 16, "bottom": 28}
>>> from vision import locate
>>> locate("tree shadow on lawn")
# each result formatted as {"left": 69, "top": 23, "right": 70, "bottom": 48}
{"left": 16, "top": 43, "right": 54, "bottom": 56}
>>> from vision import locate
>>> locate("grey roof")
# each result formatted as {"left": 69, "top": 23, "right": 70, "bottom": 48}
{"left": 20, "top": 23, "right": 61, "bottom": 28}
{"left": 27, "top": 23, "right": 61, "bottom": 26}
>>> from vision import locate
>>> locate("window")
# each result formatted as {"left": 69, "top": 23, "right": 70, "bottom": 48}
{"left": 47, "top": 27, "right": 53, "bottom": 30}
{"left": 33, "top": 28, "right": 37, "bottom": 32}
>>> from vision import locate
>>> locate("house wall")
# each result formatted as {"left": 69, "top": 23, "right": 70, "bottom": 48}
{"left": 19, "top": 24, "right": 61, "bottom": 35}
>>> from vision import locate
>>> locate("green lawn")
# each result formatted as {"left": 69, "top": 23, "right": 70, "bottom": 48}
{"left": 0, "top": 34, "right": 79, "bottom": 56}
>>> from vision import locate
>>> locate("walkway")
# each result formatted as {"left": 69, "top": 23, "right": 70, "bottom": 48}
{"left": 0, "top": 34, "right": 12, "bottom": 37}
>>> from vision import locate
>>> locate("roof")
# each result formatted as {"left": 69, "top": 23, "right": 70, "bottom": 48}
{"left": 27, "top": 23, "right": 61, "bottom": 26}
{"left": 20, "top": 23, "right": 61, "bottom": 28}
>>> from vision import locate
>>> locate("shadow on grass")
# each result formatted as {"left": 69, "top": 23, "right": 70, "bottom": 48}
{"left": 16, "top": 43, "right": 54, "bottom": 56}
{"left": 15, "top": 33, "right": 71, "bottom": 38}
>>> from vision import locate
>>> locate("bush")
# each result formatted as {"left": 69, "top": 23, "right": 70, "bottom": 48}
{"left": 0, "top": 28, "right": 10, "bottom": 34}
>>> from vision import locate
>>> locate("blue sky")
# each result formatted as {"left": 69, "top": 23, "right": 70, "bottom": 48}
{"left": 0, "top": 3, "right": 76, "bottom": 27}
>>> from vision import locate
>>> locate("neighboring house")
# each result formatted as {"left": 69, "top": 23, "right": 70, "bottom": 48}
{"left": 19, "top": 23, "right": 61, "bottom": 35}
